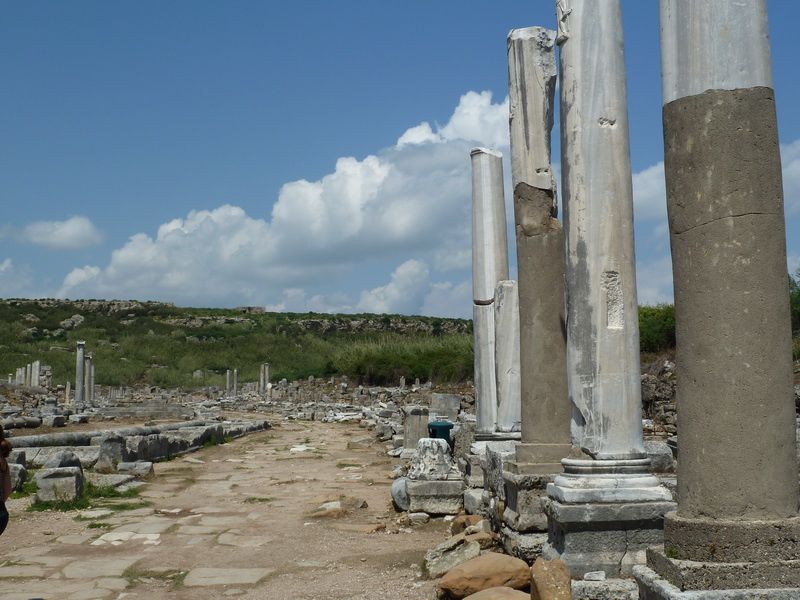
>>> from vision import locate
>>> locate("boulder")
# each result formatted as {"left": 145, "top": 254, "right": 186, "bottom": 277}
{"left": 531, "top": 558, "right": 571, "bottom": 600}
{"left": 96, "top": 434, "right": 127, "bottom": 473}
{"left": 34, "top": 467, "right": 84, "bottom": 503}
{"left": 424, "top": 536, "right": 481, "bottom": 579}
{"left": 408, "top": 438, "right": 455, "bottom": 481}
{"left": 438, "top": 553, "right": 530, "bottom": 598}
{"left": 464, "top": 588, "right": 529, "bottom": 600}
{"left": 391, "top": 477, "right": 410, "bottom": 511}
{"left": 449, "top": 514, "right": 483, "bottom": 535}
{"left": 643, "top": 440, "right": 674, "bottom": 473}
{"left": 43, "top": 450, "right": 82, "bottom": 469}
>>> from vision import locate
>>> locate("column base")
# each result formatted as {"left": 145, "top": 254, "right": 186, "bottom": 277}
{"left": 547, "top": 457, "right": 674, "bottom": 503}
{"left": 634, "top": 556, "right": 800, "bottom": 599}
{"left": 502, "top": 460, "right": 554, "bottom": 533}
{"left": 542, "top": 497, "right": 675, "bottom": 578}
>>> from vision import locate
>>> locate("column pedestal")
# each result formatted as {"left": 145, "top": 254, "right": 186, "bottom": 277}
{"left": 543, "top": 457, "right": 673, "bottom": 577}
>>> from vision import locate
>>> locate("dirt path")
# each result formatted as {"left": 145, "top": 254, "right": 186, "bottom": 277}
{"left": 1, "top": 417, "right": 444, "bottom": 599}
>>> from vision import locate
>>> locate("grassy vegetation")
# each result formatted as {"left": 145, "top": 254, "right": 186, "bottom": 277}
{"left": 1, "top": 274, "right": 797, "bottom": 389}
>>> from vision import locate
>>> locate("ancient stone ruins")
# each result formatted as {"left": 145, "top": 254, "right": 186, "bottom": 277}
{"left": 2, "top": 1, "right": 800, "bottom": 599}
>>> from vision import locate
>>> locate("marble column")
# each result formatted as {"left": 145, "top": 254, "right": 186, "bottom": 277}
{"left": 233, "top": 368, "right": 238, "bottom": 397}
{"left": 75, "top": 341, "right": 85, "bottom": 405}
{"left": 471, "top": 147, "right": 509, "bottom": 435}
{"left": 635, "top": 1, "right": 800, "bottom": 595}
{"left": 500, "top": 26, "right": 575, "bottom": 553}
{"left": 65, "top": 381, "right": 71, "bottom": 405}
{"left": 494, "top": 280, "right": 520, "bottom": 432}
{"left": 543, "top": 0, "right": 672, "bottom": 577}
{"left": 84, "top": 354, "right": 92, "bottom": 403}
{"left": 90, "top": 362, "right": 96, "bottom": 402}
{"left": 226, "top": 369, "right": 231, "bottom": 396}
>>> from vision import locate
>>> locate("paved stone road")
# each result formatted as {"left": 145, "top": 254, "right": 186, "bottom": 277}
{"left": 1, "top": 418, "right": 444, "bottom": 599}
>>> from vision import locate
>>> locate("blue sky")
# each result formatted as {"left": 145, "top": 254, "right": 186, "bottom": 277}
{"left": 1, "top": 1, "right": 799, "bottom": 317}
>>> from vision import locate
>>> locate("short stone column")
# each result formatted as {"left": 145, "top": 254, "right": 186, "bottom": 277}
{"left": 402, "top": 405, "right": 430, "bottom": 456}
{"left": 31, "top": 360, "right": 40, "bottom": 387}
{"left": 543, "top": 0, "right": 673, "bottom": 577}
{"left": 494, "top": 280, "right": 520, "bottom": 432}
{"left": 64, "top": 381, "right": 71, "bottom": 405}
{"left": 84, "top": 354, "right": 92, "bottom": 403}
{"left": 501, "top": 25, "right": 575, "bottom": 560}
{"left": 635, "top": 1, "right": 800, "bottom": 595}
{"left": 471, "top": 147, "right": 510, "bottom": 435}
{"left": 75, "top": 341, "right": 86, "bottom": 405}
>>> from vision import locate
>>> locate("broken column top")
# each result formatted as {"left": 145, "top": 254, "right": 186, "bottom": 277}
{"left": 471, "top": 147, "right": 509, "bottom": 304}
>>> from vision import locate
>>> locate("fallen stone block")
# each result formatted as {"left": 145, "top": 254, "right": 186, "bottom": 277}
{"left": 424, "top": 536, "right": 481, "bottom": 579}
{"left": 34, "top": 466, "right": 84, "bottom": 503}
{"left": 464, "top": 488, "right": 484, "bottom": 515}
{"left": 438, "top": 553, "right": 530, "bottom": 598}
{"left": 43, "top": 450, "right": 82, "bottom": 469}
{"left": 571, "top": 579, "right": 637, "bottom": 600}
{"left": 42, "top": 415, "right": 66, "bottom": 428}
{"left": 407, "top": 479, "right": 464, "bottom": 515}
{"left": 86, "top": 472, "right": 135, "bottom": 489}
{"left": 117, "top": 461, "right": 154, "bottom": 478}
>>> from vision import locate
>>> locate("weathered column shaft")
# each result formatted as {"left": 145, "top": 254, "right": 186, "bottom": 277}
{"left": 75, "top": 341, "right": 85, "bottom": 404}
{"left": 233, "top": 369, "right": 238, "bottom": 396}
{"left": 507, "top": 26, "right": 572, "bottom": 465}
{"left": 660, "top": 0, "right": 797, "bottom": 524}
{"left": 494, "top": 280, "right": 521, "bottom": 432}
{"left": 558, "top": 0, "right": 644, "bottom": 460}
{"left": 471, "top": 147, "right": 509, "bottom": 434}
{"left": 226, "top": 369, "right": 231, "bottom": 395}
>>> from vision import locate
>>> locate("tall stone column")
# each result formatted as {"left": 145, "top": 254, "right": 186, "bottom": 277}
{"left": 226, "top": 369, "right": 231, "bottom": 396}
{"left": 471, "top": 147, "right": 509, "bottom": 435}
{"left": 75, "top": 340, "right": 86, "bottom": 405}
{"left": 635, "top": 1, "right": 800, "bottom": 595}
{"left": 233, "top": 369, "right": 238, "bottom": 397}
{"left": 543, "top": 0, "right": 672, "bottom": 577}
{"left": 494, "top": 280, "right": 520, "bottom": 432}
{"left": 90, "top": 362, "right": 96, "bottom": 402}
{"left": 84, "top": 354, "right": 92, "bottom": 403}
{"left": 500, "top": 26, "right": 575, "bottom": 555}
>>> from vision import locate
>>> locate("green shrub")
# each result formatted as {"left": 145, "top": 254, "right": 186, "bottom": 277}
{"left": 638, "top": 304, "right": 676, "bottom": 353}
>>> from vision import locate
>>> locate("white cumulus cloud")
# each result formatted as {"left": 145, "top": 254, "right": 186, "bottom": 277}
{"left": 58, "top": 92, "right": 510, "bottom": 311}
{"left": 21, "top": 216, "right": 103, "bottom": 249}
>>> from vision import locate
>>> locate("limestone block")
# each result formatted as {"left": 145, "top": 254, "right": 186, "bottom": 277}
{"left": 403, "top": 405, "right": 429, "bottom": 450}
{"left": 407, "top": 479, "right": 464, "bottom": 515}
{"left": 408, "top": 438, "right": 455, "bottom": 481}
{"left": 116, "top": 461, "right": 154, "bottom": 478}
{"left": 43, "top": 450, "right": 82, "bottom": 470}
{"left": 423, "top": 536, "right": 481, "bottom": 578}
{"left": 464, "top": 488, "right": 484, "bottom": 515}
{"left": 34, "top": 466, "right": 84, "bottom": 503}
{"left": 438, "top": 553, "right": 530, "bottom": 598}
{"left": 644, "top": 440, "right": 675, "bottom": 473}
{"left": 572, "top": 579, "right": 638, "bottom": 600}
{"left": 531, "top": 558, "right": 571, "bottom": 600}
{"left": 500, "top": 526, "right": 547, "bottom": 564}
{"left": 42, "top": 415, "right": 66, "bottom": 428}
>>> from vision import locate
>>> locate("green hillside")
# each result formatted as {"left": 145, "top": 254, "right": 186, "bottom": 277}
{"left": 0, "top": 300, "right": 473, "bottom": 388}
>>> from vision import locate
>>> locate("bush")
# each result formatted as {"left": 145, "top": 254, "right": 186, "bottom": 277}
{"left": 638, "top": 304, "right": 676, "bottom": 353}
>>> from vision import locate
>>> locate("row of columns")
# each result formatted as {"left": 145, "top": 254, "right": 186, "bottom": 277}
{"left": 471, "top": 0, "right": 797, "bottom": 592}
{"left": 11, "top": 360, "right": 41, "bottom": 387}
